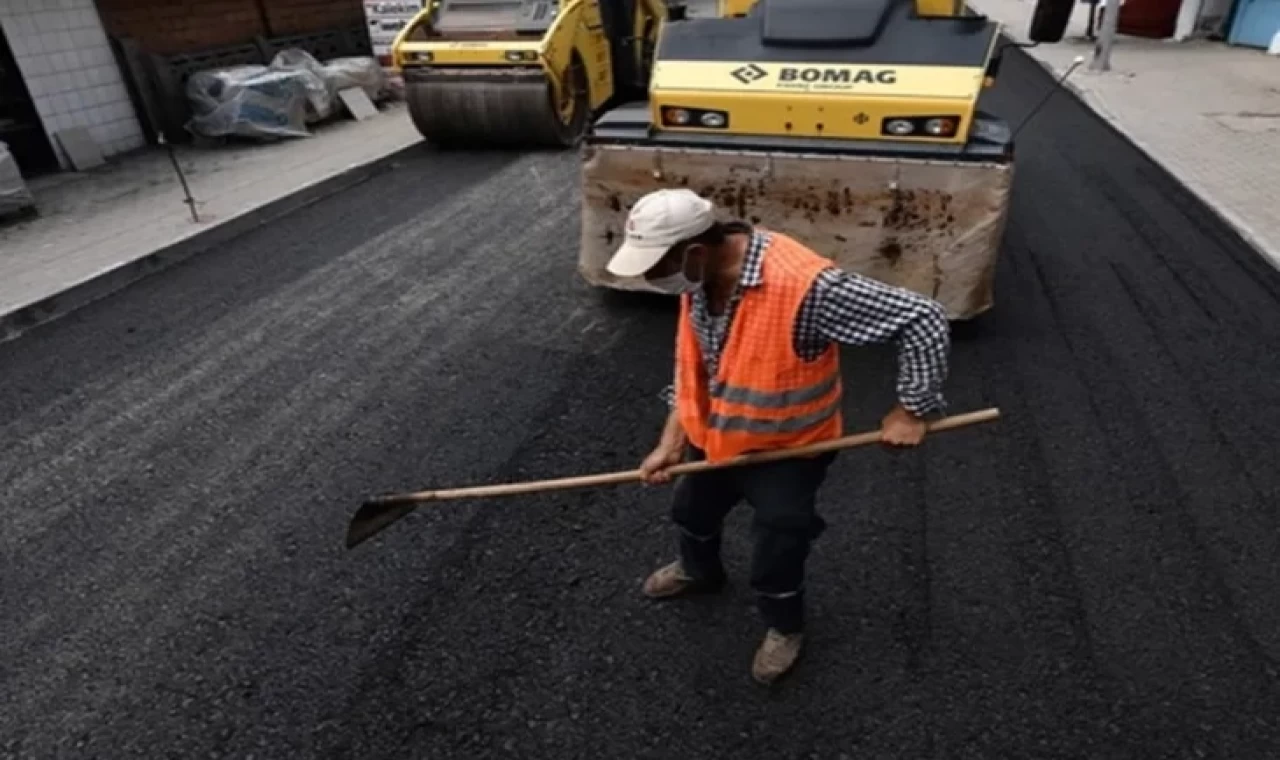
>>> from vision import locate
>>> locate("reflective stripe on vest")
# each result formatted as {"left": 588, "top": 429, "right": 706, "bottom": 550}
{"left": 707, "top": 396, "right": 842, "bottom": 434}
{"left": 708, "top": 374, "right": 839, "bottom": 410}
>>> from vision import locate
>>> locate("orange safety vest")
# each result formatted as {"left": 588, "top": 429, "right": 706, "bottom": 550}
{"left": 675, "top": 232, "right": 843, "bottom": 462}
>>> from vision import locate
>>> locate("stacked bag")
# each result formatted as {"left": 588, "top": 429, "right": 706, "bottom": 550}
{"left": 185, "top": 50, "right": 390, "bottom": 140}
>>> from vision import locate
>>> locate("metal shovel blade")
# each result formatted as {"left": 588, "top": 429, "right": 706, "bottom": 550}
{"left": 345, "top": 496, "right": 422, "bottom": 549}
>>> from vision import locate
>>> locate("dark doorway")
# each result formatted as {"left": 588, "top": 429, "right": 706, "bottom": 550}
{"left": 0, "top": 22, "right": 59, "bottom": 177}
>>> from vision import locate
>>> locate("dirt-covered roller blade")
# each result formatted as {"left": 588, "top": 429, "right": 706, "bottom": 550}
{"left": 578, "top": 108, "right": 1015, "bottom": 321}
{"left": 405, "top": 64, "right": 590, "bottom": 148}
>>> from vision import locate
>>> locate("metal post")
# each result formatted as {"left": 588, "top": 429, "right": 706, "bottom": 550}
{"left": 254, "top": 0, "right": 273, "bottom": 36}
{"left": 1089, "top": 0, "right": 1121, "bottom": 71}
{"left": 158, "top": 133, "right": 200, "bottom": 223}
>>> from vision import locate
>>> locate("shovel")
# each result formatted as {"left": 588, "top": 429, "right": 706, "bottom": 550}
{"left": 345, "top": 407, "right": 1001, "bottom": 549}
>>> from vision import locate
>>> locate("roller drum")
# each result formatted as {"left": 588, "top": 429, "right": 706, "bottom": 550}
{"left": 404, "top": 66, "right": 587, "bottom": 148}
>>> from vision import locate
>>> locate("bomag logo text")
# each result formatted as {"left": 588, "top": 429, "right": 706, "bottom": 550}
{"left": 777, "top": 67, "right": 897, "bottom": 86}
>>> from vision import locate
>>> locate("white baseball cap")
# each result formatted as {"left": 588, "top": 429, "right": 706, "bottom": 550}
{"left": 605, "top": 189, "right": 716, "bottom": 278}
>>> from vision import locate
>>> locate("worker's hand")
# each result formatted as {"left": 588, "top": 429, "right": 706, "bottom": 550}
{"left": 640, "top": 441, "right": 685, "bottom": 485}
{"left": 880, "top": 404, "right": 928, "bottom": 447}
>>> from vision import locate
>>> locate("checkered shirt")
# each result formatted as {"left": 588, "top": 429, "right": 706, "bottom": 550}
{"left": 662, "top": 228, "right": 951, "bottom": 416}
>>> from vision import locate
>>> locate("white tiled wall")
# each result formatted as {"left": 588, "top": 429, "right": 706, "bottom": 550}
{"left": 0, "top": 0, "right": 145, "bottom": 167}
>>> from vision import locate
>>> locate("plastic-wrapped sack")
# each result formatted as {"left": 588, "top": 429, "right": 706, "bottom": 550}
{"left": 0, "top": 140, "right": 36, "bottom": 216}
{"left": 321, "top": 57, "right": 390, "bottom": 103}
{"left": 185, "top": 65, "right": 313, "bottom": 140}
{"left": 269, "top": 49, "right": 337, "bottom": 123}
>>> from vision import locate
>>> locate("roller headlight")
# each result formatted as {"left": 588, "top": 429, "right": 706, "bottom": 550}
{"left": 925, "top": 118, "right": 958, "bottom": 136}
{"left": 882, "top": 115, "right": 962, "bottom": 138}
{"left": 699, "top": 111, "right": 727, "bottom": 128}
{"left": 660, "top": 106, "right": 729, "bottom": 129}
{"left": 884, "top": 119, "right": 915, "bottom": 136}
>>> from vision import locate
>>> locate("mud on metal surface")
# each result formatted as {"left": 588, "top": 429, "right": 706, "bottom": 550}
{"left": 579, "top": 144, "right": 1014, "bottom": 319}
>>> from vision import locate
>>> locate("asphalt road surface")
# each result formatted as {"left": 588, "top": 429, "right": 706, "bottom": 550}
{"left": 3, "top": 50, "right": 1279, "bottom": 759}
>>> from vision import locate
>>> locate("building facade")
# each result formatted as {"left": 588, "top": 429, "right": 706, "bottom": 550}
{"left": 1, "top": 0, "right": 368, "bottom": 178}
{"left": 1, "top": 0, "right": 144, "bottom": 176}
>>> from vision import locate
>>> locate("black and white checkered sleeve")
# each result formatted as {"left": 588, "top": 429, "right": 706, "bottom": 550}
{"left": 800, "top": 268, "right": 950, "bottom": 416}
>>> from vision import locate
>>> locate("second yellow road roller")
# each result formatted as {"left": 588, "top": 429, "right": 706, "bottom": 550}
{"left": 390, "top": 0, "right": 672, "bottom": 146}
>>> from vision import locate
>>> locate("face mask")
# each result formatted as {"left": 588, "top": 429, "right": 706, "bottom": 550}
{"left": 647, "top": 271, "right": 700, "bottom": 295}
{"left": 646, "top": 248, "right": 703, "bottom": 295}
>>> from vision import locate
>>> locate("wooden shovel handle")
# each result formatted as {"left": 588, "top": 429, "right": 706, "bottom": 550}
{"left": 368, "top": 407, "right": 1000, "bottom": 506}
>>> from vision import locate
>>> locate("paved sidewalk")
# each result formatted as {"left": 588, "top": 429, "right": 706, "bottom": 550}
{"left": 974, "top": 0, "right": 1280, "bottom": 266}
{"left": 0, "top": 101, "right": 421, "bottom": 340}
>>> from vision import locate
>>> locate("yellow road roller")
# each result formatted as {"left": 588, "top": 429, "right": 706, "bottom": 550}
{"left": 390, "top": 0, "right": 670, "bottom": 146}
{"left": 577, "top": 0, "right": 1076, "bottom": 319}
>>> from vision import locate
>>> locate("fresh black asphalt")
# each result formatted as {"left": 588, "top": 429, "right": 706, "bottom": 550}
{"left": 2, "top": 50, "right": 1278, "bottom": 759}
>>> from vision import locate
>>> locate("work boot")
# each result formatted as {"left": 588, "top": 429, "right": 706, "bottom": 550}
{"left": 641, "top": 560, "right": 723, "bottom": 598}
{"left": 751, "top": 629, "right": 803, "bottom": 684}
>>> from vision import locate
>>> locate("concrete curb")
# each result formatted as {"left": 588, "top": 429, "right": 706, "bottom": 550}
{"left": 1008, "top": 45, "right": 1279, "bottom": 271}
{"left": 0, "top": 140, "right": 423, "bottom": 345}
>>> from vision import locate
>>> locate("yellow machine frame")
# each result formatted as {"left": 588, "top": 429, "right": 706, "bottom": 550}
{"left": 647, "top": 58, "right": 995, "bottom": 144}
{"left": 390, "top": 0, "right": 669, "bottom": 146}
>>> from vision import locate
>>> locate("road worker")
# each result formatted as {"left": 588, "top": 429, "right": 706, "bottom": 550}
{"left": 605, "top": 188, "right": 952, "bottom": 685}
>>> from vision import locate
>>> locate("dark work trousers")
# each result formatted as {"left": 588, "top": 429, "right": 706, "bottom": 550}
{"left": 670, "top": 444, "right": 837, "bottom": 634}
